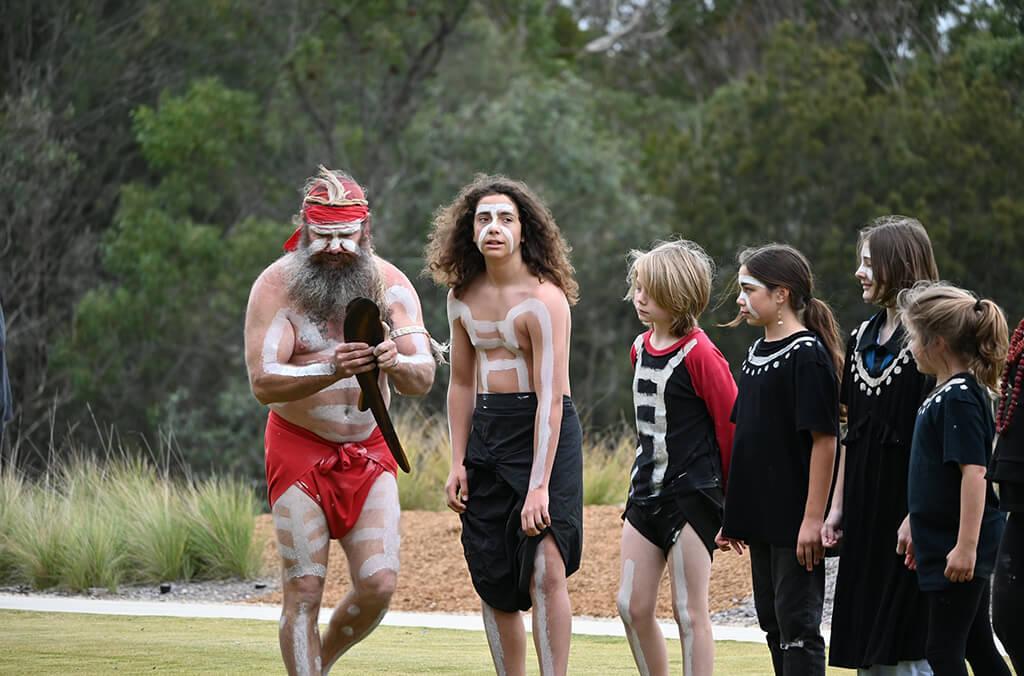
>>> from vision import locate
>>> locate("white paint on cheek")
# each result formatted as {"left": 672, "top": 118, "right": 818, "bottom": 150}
{"left": 617, "top": 558, "right": 651, "bottom": 676}
{"left": 533, "top": 547, "right": 555, "bottom": 676}
{"left": 476, "top": 223, "right": 516, "bottom": 255}
{"left": 482, "top": 603, "right": 508, "bottom": 676}
{"left": 737, "top": 291, "right": 760, "bottom": 320}
{"left": 263, "top": 310, "right": 336, "bottom": 378}
{"left": 671, "top": 540, "right": 694, "bottom": 676}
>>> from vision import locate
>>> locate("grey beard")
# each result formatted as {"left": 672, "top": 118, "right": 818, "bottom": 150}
{"left": 285, "top": 246, "right": 388, "bottom": 326}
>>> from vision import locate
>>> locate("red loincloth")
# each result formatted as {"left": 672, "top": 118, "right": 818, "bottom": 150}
{"left": 265, "top": 411, "right": 397, "bottom": 539}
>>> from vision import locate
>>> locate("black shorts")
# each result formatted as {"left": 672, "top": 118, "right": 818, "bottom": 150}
{"left": 623, "top": 488, "right": 724, "bottom": 557}
{"left": 459, "top": 393, "right": 584, "bottom": 613}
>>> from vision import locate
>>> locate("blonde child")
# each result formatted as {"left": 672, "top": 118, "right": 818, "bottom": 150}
{"left": 717, "top": 243, "right": 842, "bottom": 676}
{"left": 898, "top": 282, "right": 1010, "bottom": 676}
{"left": 617, "top": 240, "right": 737, "bottom": 676}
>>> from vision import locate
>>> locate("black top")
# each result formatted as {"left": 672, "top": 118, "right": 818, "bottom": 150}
{"left": 908, "top": 373, "right": 1005, "bottom": 591}
{"left": 722, "top": 330, "right": 840, "bottom": 547}
{"left": 829, "top": 312, "right": 932, "bottom": 668}
{"left": 991, "top": 358, "right": 1024, "bottom": 512}
{"left": 628, "top": 329, "right": 737, "bottom": 504}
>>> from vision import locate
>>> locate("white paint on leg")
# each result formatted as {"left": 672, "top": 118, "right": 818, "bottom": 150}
{"left": 352, "top": 475, "right": 401, "bottom": 579}
{"left": 533, "top": 547, "right": 555, "bottom": 676}
{"left": 292, "top": 603, "right": 313, "bottom": 676}
{"left": 671, "top": 540, "right": 694, "bottom": 676}
{"left": 273, "top": 487, "right": 328, "bottom": 580}
{"left": 347, "top": 605, "right": 360, "bottom": 616}
{"left": 482, "top": 603, "right": 508, "bottom": 676}
{"left": 617, "top": 558, "right": 652, "bottom": 676}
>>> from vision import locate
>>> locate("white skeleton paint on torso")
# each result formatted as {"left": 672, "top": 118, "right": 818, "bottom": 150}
{"left": 448, "top": 294, "right": 559, "bottom": 489}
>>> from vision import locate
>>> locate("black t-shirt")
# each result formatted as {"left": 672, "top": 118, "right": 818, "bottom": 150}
{"left": 908, "top": 373, "right": 1005, "bottom": 591}
{"left": 628, "top": 328, "right": 737, "bottom": 504}
{"left": 722, "top": 330, "right": 840, "bottom": 546}
{"left": 991, "top": 358, "right": 1024, "bottom": 512}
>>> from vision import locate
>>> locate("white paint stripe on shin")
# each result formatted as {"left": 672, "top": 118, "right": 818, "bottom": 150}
{"left": 292, "top": 604, "right": 314, "bottom": 676}
{"left": 618, "top": 559, "right": 652, "bottom": 676}
{"left": 482, "top": 603, "right": 508, "bottom": 676}
{"left": 533, "top": 547, "right": 555, "bottom": 676}
{"left": 671, "top": 541, "right": 694, "bottom": 676}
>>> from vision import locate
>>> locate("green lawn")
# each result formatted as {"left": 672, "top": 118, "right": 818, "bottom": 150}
{"left": 0, "top": 609, "right": 857, "bottom": 674}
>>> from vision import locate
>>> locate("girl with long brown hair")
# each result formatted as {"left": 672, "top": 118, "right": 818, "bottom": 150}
{"left": 716, "top": 243, "right": 841, "bottom": 676}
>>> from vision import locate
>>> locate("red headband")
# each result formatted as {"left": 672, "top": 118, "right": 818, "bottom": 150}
{"left": 283, "top": 180, "right": 370, "bottom": 251}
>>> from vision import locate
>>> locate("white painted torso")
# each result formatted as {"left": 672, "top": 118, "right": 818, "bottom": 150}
{"left": 448, "top": 297, "right": 537, "bottom": 393}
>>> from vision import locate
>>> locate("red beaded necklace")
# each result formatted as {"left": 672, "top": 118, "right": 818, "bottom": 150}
{"left": 996, "top": 320, "right": 1024, "bottom": 434}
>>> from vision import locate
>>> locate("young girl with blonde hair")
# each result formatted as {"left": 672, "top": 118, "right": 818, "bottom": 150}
{"left": 717, "top": 243, "right": 842, "bottom": 676}
{"left": 617, "top": 240, "right": 737, "bottom": 676}
{"left": 898, "top": 282, "right": 1010, "bottom": 676}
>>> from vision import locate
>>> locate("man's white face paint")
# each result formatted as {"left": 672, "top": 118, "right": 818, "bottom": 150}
{"left": 309, "top": 223, "right": 361, "bottom": 254}
{"left": 475, "top": 202, "right": 517, "bottom": 255}
{"left": 857, "top": 243, "right": 873, "bottom": 282}
{"left": 737, "top": 274, "right": 767, "bottom": 320}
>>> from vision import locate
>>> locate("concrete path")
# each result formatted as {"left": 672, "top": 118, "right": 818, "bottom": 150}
{"left": 0, "top": 594, "right": 773, "bottom": 644}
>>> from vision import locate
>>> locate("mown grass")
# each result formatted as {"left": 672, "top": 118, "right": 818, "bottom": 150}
{"left": 0, "top": 455, "right": 263, "bottom": 592}
{"left": 393, "top": 406, "right": 635, "bottom": 511}
{"left": 0, "top": 610, "right": 857, "bottom": 675}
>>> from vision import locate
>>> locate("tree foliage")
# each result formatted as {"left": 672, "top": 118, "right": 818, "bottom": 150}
{"left": 2, "top": 0, "right": 1022, "bottom": 477}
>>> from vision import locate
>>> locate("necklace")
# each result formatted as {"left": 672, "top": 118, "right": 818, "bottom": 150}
{"left": 996, "top": 320, "right": 1024, "bottom": 434}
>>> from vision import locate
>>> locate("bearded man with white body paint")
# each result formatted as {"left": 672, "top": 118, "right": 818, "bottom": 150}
{"left": 425, "top": 175, "right": 584, "bottom": 676}
{"left": 244, "top": 166, "right": 436, "bottom": 675}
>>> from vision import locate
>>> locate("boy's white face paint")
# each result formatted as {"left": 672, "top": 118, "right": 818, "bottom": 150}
{"left": 737, "top": 274, "right": 766, "bottom": 320}
{"left": 670, "top": 541, "right": 694, "bottom": 676}
{"left": 481, "top": 603, "right": 508, "bottom": 676}
{"left": 475, "top": 202, "right": 517, "bottom": 255}
{"left": 533, "top": 547, "right": 555, "bottom": 676}
{"left": 263, "top": 310, "right": 336, "bottom": 377}
{"left": 617, "top": 558, "right": 652, "bottom": 676}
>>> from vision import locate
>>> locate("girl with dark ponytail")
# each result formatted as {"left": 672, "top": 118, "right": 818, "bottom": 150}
{"left": 716, "top": 243, "right": 841, "bottom": 676}
{"left": 898, "top": 282, "right": 1010, "bottom": 676}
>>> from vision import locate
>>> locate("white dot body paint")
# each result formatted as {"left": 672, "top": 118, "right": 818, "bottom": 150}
{"left": 737, "top": 274, "right": 767, "bottom": 321}
{"left": 671, "top": 540, "right": 694, "bottom": 676}
{"left": 632, "top": 336, "right": 699, "bottom": 497}
{"left": 857, "top": 243, "right": 874, "bottom": 282}
{"left": 347, "top": 605, "right": 360, "bottom": 616}
{"left": 262, "top": 310, "right": 335, "bottom": 377}
{"left": 273, "top": 487, "right": 328, "bottom": 580}
{"left": 533, "top": 547, "right": 555, "bottom": 676}
{"left": 341, "top": 626, "right": 354, "bottom": 637}
{"left": 482, "top": 603, "right": 508, "bottom": 676}
{"left": 617, "top": 558, "right": 652, "bottom": 676}
{"left": 475, "top": 202, "right": 517, "bottom": 255}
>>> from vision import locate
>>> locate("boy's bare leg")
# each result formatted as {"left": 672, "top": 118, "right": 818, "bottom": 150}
{"left": 617, "top": 520, "right": 670, "bottom": 676}
{"left": 273, "top": 485, "right": 330, "bottom": 676}
{"left": 530, "top": 534, "right": 572, "bottom": 676}
{"left": 483, "top": 602, "right": 527, "bottom": 676}
{"left": 667, "top": 524, "right": 715, "bottom": 676}
{"left": 321, "top": 472, "right": 401, "bottom": 674}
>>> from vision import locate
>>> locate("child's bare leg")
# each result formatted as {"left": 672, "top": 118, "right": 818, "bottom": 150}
{"left": 272, "top": 485, "right": 330, "bottom": 676}
{"left": 667, "top": 524, "right": 714, "bottom": 676}
{"left": 617, "top": 520, "right": 669, "bottom": 676}
{"left": 321, "top": 473, "right": 401, "bottom": 674}
{"left": 530, "top": 534, "right": 572, "bottom": 676}
{"left": 482, "top": 602, "right": 527, "bottom": 676}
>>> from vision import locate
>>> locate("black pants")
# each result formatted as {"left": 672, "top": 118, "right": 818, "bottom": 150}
{"left": 749, "top": 542, "right": 826, "bottom": 676}
{"left": 925, "top": 577, "right": 1010, "bottom": 676}
{"left": 994, "top": 512, "right": 1024, "bottom": 674}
